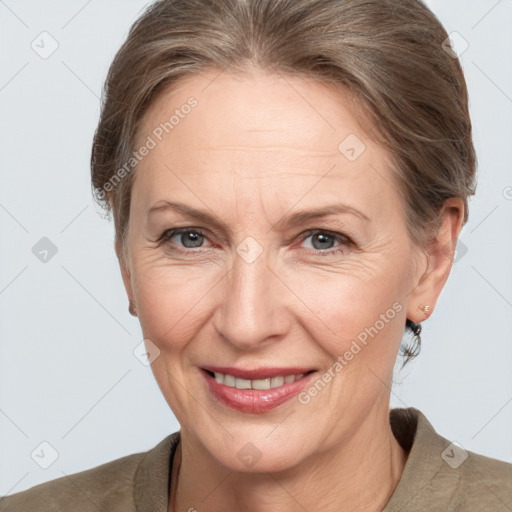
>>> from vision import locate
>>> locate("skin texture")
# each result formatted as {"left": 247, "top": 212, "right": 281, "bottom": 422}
{"left": 117, "top": 68, "right": 464, "bottom": 511}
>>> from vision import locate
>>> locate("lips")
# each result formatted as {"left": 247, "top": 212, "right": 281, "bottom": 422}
{"left": 200, "top": 366, "right": 317, "bottom": 413}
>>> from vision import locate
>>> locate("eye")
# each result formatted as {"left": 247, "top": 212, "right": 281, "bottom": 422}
{"left": 158, "top": 227, "right": 352, "bottom": 256}
{"left": 159, "top": 227, "right": 210, "bottom": 250}
{"left": 298, "top": 229, "right": 352, "bottom": 255}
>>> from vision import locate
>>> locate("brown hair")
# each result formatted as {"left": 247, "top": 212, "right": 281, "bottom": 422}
{"left": 91, "top": 0, "right": 476, "bottom": 364}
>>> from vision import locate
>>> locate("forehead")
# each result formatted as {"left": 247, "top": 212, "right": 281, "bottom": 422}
{"left": 133, "top": 68, "right": 400, "bottom": 218}
{"left": 138, "top": 68, "right": 371, "bottom": 157}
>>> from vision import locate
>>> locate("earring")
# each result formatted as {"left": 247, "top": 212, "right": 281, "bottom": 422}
{"left": 402, "top": 319, "right": 422, "bottom": 365}
{"left": 129, "top": 299, "right": 137, "bottom": 316}
{"left": 417, "top": 304, "right": 431, "bottom": 316}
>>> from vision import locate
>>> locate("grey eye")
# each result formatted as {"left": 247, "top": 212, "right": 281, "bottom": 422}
{"left": 309, "top": 232, "right": 336, "bottom": 250}
{"left": 162, "top": 228, "right": 208, "bottom": 249}
{"left": 175, "top": 230, "right": 205, "bottom": 248}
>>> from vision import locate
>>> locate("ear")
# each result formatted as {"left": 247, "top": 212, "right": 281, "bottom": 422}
{"left": 406, "top": 198, "right": 465, "bottom": 323}
{"left": 115, "top": 239, "right": 134, "bottom": 303}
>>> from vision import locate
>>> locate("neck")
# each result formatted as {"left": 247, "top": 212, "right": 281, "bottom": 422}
{"left": 170, "top": 402, "right": 407, "bottom": 512}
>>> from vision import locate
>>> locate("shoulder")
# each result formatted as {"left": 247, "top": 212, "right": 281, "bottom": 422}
{"left": 386, "top": 408, "right": 512, "bottom": 511}
{"left": 0, "top": 433, "right": 179, "bottom": 512}
{"left": 456, "top": 447, "right": 512, "bottom": 508}
{"left": 0, "top": 452, "right": 142, "bottom": 512}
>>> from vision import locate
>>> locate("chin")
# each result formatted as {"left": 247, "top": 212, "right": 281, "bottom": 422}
{"left": 198, "top": 427, "right": 314, "bottom": 474}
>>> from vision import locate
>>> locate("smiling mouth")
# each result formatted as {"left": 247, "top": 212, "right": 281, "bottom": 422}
{"left": 202, "top": 369, "right": 316, "bottom": 390}
{"left": 200, "top": 367, "right": 318, "bottom": 413}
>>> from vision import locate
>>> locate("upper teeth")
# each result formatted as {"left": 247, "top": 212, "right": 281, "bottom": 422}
{"left": 213, "top": 372, "right": 304, "bottom": 390}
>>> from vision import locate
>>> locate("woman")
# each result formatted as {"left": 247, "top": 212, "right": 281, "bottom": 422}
{"left": 2, "top": 0, "right": 511, "bottom": 510}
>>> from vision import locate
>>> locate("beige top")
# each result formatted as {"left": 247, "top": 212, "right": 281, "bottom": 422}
{"left": 1, "top": 407, "right": 511, "bottom": 511}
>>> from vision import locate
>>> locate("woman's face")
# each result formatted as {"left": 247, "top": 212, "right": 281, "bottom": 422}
{"left": 121, "top": 68, "right": 429, "bottom": 471}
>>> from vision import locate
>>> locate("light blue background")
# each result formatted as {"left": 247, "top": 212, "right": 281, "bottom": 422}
{"left": 1, "top": 0, "right": 511, "bottom": 494}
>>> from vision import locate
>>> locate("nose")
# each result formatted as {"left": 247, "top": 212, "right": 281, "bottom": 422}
{"left": 212, "top": 241, "right": 289, "bottom": 351}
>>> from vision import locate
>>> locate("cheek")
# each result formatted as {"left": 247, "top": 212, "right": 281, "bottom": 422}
{"left": 131, "top": 258, "right": 220, "bottom": 350}
{"left": 288, "top": 259, "right": 407, "bottom": 361}
{"left": 128, "top": 228, "right": 412, "bottom": 362}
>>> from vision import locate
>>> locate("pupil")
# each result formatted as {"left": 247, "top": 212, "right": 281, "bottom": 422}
{"left": 313, "top": 233, "right": 333, "bottom": 250}
{"left": 182, "top": 231, "right": 203, "bottom": 248}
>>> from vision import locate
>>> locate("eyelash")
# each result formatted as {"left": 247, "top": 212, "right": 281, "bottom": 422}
{"left": 158, "top": 227, "right": 353, "bottom": 257}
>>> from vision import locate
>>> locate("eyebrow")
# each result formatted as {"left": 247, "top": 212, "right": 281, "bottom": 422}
{"left": 147, "top": 201, "right": 370, "bottom": 231}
